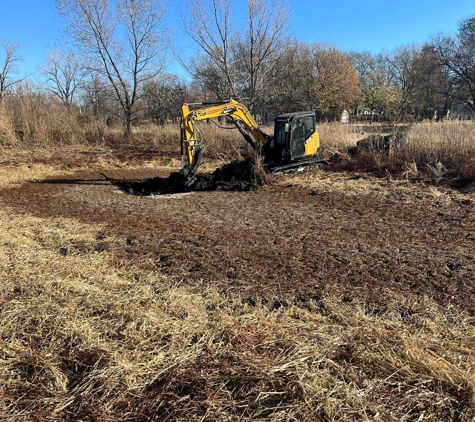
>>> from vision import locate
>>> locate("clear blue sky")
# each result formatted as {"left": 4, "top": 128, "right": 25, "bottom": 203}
{"left": 1, "top": 0, "right": 474, "bottom": 80}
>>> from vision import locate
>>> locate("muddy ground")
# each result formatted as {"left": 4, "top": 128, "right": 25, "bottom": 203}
{"left": 1, "top": 155, "right": 474, "bottom": 314}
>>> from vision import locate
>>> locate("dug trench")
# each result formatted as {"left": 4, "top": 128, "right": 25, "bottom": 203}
{"left": 106, "top": 158, "right": 262, "bottom": 195}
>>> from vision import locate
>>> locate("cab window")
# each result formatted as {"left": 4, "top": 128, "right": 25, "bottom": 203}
{"left": 302, "top": 115, "right": 315, "bottom": 139}
{"left": 292, "top": 117, "right": 304, "bottom": 142}
{"left": 292, "top": 115, "right": 315, "bottom": 142}
{"left": 274, "top": 121, "right": 286, "bottom": 144}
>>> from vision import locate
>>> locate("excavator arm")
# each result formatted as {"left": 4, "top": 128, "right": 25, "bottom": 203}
{"left": 180, "top": 99, "right": 271, "bottom": 178}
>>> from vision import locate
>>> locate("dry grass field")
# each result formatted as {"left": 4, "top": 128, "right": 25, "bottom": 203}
{"left": 1, "top": 120, "right": 475, "bottom": 421}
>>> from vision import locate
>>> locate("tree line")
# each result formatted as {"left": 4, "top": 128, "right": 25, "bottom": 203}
{"left": 1, "top": 0, "right": 475, "bottom": 137}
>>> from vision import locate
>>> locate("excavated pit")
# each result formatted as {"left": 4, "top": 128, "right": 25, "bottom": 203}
{"left": 111, "top": 158, "right": 261, "bottom": 196}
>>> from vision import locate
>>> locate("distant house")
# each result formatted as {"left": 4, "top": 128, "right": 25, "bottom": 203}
{"left": 357, "top": 108, "right": 372, "bottom": 115}
{"left": 341, "top": 109, "right": 350, "bottom": 123}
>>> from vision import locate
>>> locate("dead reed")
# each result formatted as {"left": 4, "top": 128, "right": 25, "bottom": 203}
{"left": 401, "top": 120, "right": 475, "bottom": 179}
{"left": 318, "top": 121, "right": 367, "bottom": 156}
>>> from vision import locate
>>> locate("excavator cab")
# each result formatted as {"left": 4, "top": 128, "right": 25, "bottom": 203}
{"left": 272, "top": 112, "right": 320, "bottom": 163}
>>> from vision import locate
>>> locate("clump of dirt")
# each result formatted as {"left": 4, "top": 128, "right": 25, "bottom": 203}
{"left": 110, "top": 158, "right": 262, "bottom": 196}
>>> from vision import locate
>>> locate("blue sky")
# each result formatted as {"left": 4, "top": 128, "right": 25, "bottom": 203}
{"left": 1, "top": 0, "right": 474, "bottom": 81}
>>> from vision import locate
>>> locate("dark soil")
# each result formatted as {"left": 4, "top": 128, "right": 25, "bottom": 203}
{"left": 108, "top": 158, "right": 260, "bottom": 196}
{"left": 1, "top": 154, "right": 474, "bottom": 314}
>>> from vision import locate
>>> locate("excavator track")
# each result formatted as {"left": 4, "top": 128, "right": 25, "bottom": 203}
{"left": 265, "top": 158, "right": 328, "bottom": 173}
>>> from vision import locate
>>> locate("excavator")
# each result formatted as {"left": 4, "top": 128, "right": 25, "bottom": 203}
{"left": 180, "top": 99, "right": 323, "bottom": 184}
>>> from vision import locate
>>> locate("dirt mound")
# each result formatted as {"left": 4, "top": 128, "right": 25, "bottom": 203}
{"left": 452, "top": 175, "right": 475, "bottom": 191}
{"left": 110, "top": 158, "right": 261, "bottom": 196}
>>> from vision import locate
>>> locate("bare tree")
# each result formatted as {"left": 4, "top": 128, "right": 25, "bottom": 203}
{"left": 182, "top": 0, "right": 236, "bottom": 99}
{"left": 347, "top": 50, "right": 375, "bottom": 114}
{"left": 412, "top": 44, "right": 451, "bottom": 119}
{"left": 190, "top": 55, "right": 233, "bottom": 100}
{"left": 347, "top": 51, "right": 375, "bottom": 91}
{"left": 42, "top": 50, "right": 88, "bottom": 108}
{"left": 81, "top": 72, "right": 117, "bottom": 121}
{"left": 233, "top": 0, "right": 289, "bottom": 111}
{"left": 382, "top": 44, "right": 422, "bottom": 119}
{"left": 349, "top": 50, "right": 414, "bottom": 122}
{"left": 182, "top": 0, "right": 289, "bottom": 111}
{"left": 0, "top": 40, "right": 24, "bottom": 102}
{"left": 432, "top": 16, "right": 475, "bottom": 113}
{"left": 258, "top": 39, "right": 301, "bottom": 114}
{"left": 141, "top": 74, "right": 188, "bottom": 124}
{"left": 56, "top": 0, "right": 169, "bottom": 136}
{"left": 362, "top": 54, "right": 404, "bottom": 122}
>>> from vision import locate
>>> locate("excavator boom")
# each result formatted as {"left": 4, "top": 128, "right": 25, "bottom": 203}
{"left": 180, "top": 99, "right": 270, "bottom": 177}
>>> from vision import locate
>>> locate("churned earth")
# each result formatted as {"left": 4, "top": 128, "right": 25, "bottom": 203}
{"left": 1, "top": 153, "right": 474, "bottom": 314}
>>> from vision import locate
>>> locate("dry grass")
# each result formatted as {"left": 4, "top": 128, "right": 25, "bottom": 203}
{"left": 1, "top": 98, "right": 90, "bottom": 147}
{"left": 0, "top": 156, "right": 474, "bottom": 421}
{"left": 0, "top": 107, "right": 19, "bottom": 148}
{"left": 318, "top": 120, "right": 475, "bottom": 182}
{"left": 401, "top": 121, "right": 475, "bottom": 178}
{"left": 318, "top": 122, "right": 366, "bottom": 157}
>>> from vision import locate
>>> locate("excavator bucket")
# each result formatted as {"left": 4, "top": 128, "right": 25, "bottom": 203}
{"left": 180, "top": 147, "right": 206, "bottom": 187}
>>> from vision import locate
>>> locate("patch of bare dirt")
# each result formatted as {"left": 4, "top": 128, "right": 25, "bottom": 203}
{"left": 1, "top": 158, "right": 474, "bottom": 314}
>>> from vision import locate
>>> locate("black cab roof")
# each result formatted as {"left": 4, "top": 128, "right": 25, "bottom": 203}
{"left": 275, "top": 111, "right": 315, "bottom": 121}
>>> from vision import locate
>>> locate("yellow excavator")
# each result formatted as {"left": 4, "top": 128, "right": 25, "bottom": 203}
{"left": 180, "top": 99, "right": 322, "bottom": 183}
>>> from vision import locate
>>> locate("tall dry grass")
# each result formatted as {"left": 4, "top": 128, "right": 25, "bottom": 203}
{"left": 0, "top": 105, "right": 18, "bottom": 147}
{"left": 318, "top": 122, "right": 367, "bottom": 156}
{"left": 317, "top": 120, "right": 475, "bottom": 180}
{"left": 401, "top": 121, "right": 475, "bottom": 177}
{"left": 135, "top": 121, "right": 251, "bottom": 159}
{"left": 1, "top": 97, "right": 90, "bottom": 148}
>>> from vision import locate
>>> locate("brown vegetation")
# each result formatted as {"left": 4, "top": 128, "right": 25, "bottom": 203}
{"left": 320, "top": 120, "right": 475, "bottom": 184}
